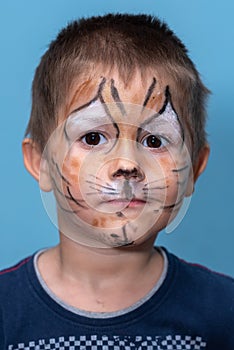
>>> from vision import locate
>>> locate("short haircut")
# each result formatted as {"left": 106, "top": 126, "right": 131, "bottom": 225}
{"left": 25, "top": 13, "right": 209, "bottom": 160}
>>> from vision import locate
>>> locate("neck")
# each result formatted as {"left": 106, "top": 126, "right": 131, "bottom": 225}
{"left": 58, "top": 234, "right": 159, "bottom": 280}
{"left": 38, "top": 233, "right": 164, "bottom": 312}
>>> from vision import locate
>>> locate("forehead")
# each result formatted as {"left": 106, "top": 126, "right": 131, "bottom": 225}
{"left": 64, "top": 70, "right": 169, "bottom": 120}
{"left": 59, "top": 70, "right": 186, "bottom": 148}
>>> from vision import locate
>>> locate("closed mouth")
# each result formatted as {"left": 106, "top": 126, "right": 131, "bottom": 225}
{"left": 104, "top": 198, "right": 146, "bottom": 208}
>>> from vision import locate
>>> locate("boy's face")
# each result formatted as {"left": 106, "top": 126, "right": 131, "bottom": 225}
{"left": 36, "top": 71, "right": 200, "bottom": 248}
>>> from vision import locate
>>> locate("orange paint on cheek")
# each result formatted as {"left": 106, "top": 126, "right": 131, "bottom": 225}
{"left": 92, "top": 216, "right": 107, "bottom": 228}
{"left": 70, "top": 158, "right": 80, "bottom": 168}
{"left": 62, "top": 158, "right": 81, "bottom": 184}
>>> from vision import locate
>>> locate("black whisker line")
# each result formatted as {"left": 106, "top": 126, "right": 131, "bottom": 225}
{"left": 87, "top": 186, "right": 102, "bottom": 193}
{"left": 53, "top": 191, "right": 80, "bottom": 214}
{"left": 86, "top": 191, "right": 120, "bottom": 196}
{"left": 110, "top": 79, "right": 126, "bottom": 115}
{"left": 143, "top": 179, "right": 167, "bottom": 187}
{"left": 143, "top": 197, "right": 164, "bottom": 203}
{"left": 142, "top": 77, "right": 157, "bottom": 108}
{"left": 86, "top": 192, "right": 100, "bottom": 196}
{"left": 172, "top": 165, "right": 189, "bottom": 173}
{"left": 161, "top": 197, "right": 184, "bottom": 210}
{"left": 89, "top": 174, "right": 112, "bottom": 188}
{"left": 143, "top": 185, "right": 169, "bottom": 190}
{"left": 51, "top": 176, "right": 79, "bottom": 201}
{"left": 51, "top": 158, "right": 71, "bottom": 186}
{"left": 86, "top": 181, "right": 115, "bottom": 191}
{"left": 66, "top": 186, "right": 87, "bottom": 209}
{"left": 103, "top": 191, "right": 120, "bottom": 196}
{"left": 56, "top": 200, "right": 80, "bottom": 214}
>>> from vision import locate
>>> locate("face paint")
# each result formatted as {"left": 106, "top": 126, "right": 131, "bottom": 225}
{"left": 40, "top": 78, "right": 192, "bottom": 248}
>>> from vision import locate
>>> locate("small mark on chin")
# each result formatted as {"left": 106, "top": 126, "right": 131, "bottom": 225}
{"left": 116, "top": 211, "right": 124, "bottom": 217}
{"left": 110, "top": 233, "right": 120, "bottom": 238}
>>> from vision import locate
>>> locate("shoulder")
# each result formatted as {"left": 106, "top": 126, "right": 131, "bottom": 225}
{"left": 166, "top": 249, "right": 234, "bottom": 317}
{"left": 175, "top": 252, "right": 234, "bottom": 290}
{"left": 0, "top": 256, "right": 32, "bottom": 274}
{"left": 0, "top": 256, "right": 33, "bottom": 296}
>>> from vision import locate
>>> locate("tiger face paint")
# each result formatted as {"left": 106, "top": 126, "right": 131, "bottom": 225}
{"left": 40, "top": 75, "right": 193, "bottom": 248}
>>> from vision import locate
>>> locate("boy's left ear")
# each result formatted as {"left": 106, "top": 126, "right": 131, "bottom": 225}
{"left": 22, "top": 138, "right": 52, "bottom": 192}
{"left": 186, "top": 144, "right": 210, "bottom": 196}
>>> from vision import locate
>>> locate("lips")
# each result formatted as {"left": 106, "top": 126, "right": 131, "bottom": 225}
{"left": 104, "top": 198, "right": 146, "bottom": 208}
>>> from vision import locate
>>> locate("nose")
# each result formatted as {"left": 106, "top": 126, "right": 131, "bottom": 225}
{"left": 108, "top": 153, "right": 145, "bottom": 182}
{"left": 111, "top": 165, "right": 144, "bottom": 181}
{"left": 107, "top": 139, "right": 145, "bottom": 182}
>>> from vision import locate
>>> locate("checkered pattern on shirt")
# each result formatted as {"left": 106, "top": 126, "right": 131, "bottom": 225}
{"left": 8, "top": 334, "right": 207, "bottom": 349}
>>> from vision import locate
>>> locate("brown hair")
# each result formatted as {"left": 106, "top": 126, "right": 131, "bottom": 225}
{"left": 25, "top": 13, "right": 209, "bottom": 160}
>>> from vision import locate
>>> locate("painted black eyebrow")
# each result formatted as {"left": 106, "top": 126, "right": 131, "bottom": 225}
{"left": 110, "top": 79, "right": 126, "bottom": 115}
{"left": 142, "top": 77, "right": 157, "bottom": 108}
{"left": 98, "top": 83, "right": 120, "bottom": 154}
{"left": 137, "top": 86, "right": 185, "bottom": 144}
{"left": 64, "top": 77, "right": 120, "bottom": 152}
{"left": 70, "top": 77, "right": 106, "bottom": 115}
{"left": 162, "top": 86, "right": 185, "bottom": 143}
{"left": 63, "top": 77, "right": 107, "bottom": 142}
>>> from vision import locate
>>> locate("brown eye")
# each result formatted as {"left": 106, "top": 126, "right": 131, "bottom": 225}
{"left": 143, "top": 135, "right": 162, "bottom": 148}
{"left": 82, "top": 132, "right": 106, "bottom": 146}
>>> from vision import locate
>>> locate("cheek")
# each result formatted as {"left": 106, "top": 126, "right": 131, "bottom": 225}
{"left": 62, "top": 157, "right": 80, "bottom": 185}
{"left": 156, "top": 156, "right": 187, "bottom": 201}
{"left": 60, "top": 151, "right": 85, "bottom": 201}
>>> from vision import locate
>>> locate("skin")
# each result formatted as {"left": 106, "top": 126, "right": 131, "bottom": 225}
{"left": 41, "top": 74, "right": 190, "bottom": 247}
{"left": 22, "top": 70, "right": 210, "bottom": 312}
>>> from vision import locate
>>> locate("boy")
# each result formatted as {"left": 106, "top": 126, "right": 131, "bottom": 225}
{"left": 1, "top": 13, "right": 233, "bottom": 349}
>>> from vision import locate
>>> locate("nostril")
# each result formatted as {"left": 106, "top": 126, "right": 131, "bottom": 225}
{"left": 112, "top": 167, "right": 144, "bottom": 181}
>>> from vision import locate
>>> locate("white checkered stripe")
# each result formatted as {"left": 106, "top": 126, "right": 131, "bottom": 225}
{"left": 8, "top": 334, "right": 207, "bottom": 349}
{"left": 160, "top": 335, "right": 206, "bottom": 349}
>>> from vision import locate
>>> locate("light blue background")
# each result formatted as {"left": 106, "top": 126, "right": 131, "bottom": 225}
{"left": 0, "top": 1, "right": 233, "bottom": 275}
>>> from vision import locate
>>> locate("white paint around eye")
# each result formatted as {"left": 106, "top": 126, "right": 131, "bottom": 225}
{"left": 141, "top": 102, "right": 182, "bottom": 144}
{"left": 66, "top": 100, "right": 113, "bottom": 140}
{"left": 64, "top": 100, "right": 183, "bottom": 146}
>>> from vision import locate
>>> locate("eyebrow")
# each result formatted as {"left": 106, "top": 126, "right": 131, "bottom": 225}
{"left": 70, "top": 77, "right": 106, "bottom": 115}
{"left": 139, "top": 86, "right": 185, "bottom": 142}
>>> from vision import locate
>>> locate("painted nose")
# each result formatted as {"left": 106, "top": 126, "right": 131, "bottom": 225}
{"left": 109, "top": 159, "right": 145, "bottom": 182}
{"left": 111, "top": 166, "right": 144, "bottom": 181}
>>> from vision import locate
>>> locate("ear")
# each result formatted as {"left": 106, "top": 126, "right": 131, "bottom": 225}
{"left": 185, "top": 144, "right": 210, "bottom": 196}
{"left": 22, "top": 138, "right": 52, "bottom": 192}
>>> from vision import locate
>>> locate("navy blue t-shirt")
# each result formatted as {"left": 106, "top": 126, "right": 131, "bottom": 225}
{"left": 0, "top": 248, "right": 234, "bottom": 349}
